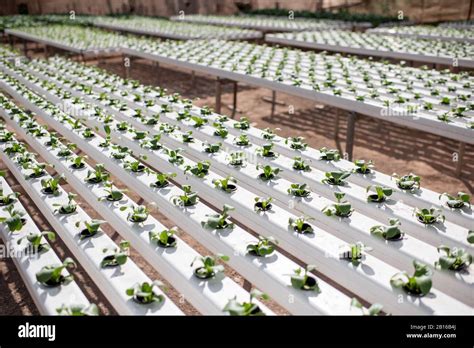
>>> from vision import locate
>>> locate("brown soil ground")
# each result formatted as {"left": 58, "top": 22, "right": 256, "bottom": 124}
{"left": 0, "top": 45, "right": 472, "bottom": 315}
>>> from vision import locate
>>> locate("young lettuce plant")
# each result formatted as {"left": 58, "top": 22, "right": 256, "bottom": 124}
{"left": 57, "top": 143, "right": 76, "bottom": 157}
{"left": 149, "top": 228, "right": 177, "bottom": 248}
{"left": 390, "top": 260, "right": 433, "bottom": 296}
{"left": 223, "top": 289, "right": 269, "bottom": 316}
{"left": 121, "top": 205, "right": 150, "bottom": 223}
{"left": 213, "top": 124, "right": 229, "bottom": 138}
{"left": 0, "top": 188, "right": 19, "bottom": 206}
{"left": 287, "top": 183, "right": 311, "bottom": 198}
{"left": 228, "top": 151, "right": 246, "bottom": 166}
{"left": 36, "top": 257, "right": 76, "bottom": 287}
{"left": 165, "top": 148, "right": 184, "bottom": 166}
{"left": 350, "top": 298, "right": 383, "bottom": 316}
{"left": 141, "top": 134, "right": 162, "bottom": 151}
{"left": 184, "top": 160, "right": 211, "bottom": 178}
{"left": 181, "top": 131, "right": 194, "bottom": 143}
{"left": 289, "top": 265, "right": 320, "bottom": 292}
{"left": 111, "top": 145, "right": 131, "bottom": 160}
{"left": 0, "top": 205, "right": 26, "bottom": 232}
{"left": 171, "top": 185, "right": 199, "bottom": 207}
{"left": 234, "top": 134, "right": 250, "bottom": 147}
{"left": 292, "top": 157, "right": 311, "bottom": 171}
{"left": 101, "top": 241, "right": 130, "bottom": 268}
{"left": 339, "top": 242, "right": 372, "bottom": 266}
{"left": 98, "top": 181, "right": 126, "bottom": 202}
{"left": 256, "top": 164, "right": 281, "bottom": 181}
{"left": 288, "top": 216, "right": 314, "bottom": 234}
{"left": 85, "top": 164, "right": 110, "bottom": 184}
{"left": 323, "top": 192, "right": 354, "bottom": 218}
{"left": 213, "top": 176, "right": 237, "bottom": 193}
{"left": 191, "top": 254, "right": 229, "bottom": 279}
{"left": 203, "top": 141, "right": 222, "bottom": 154}
{"left": 41, "top": 175, "right": 64, "bottom": 196}
{"left": 439, "top": 192, "right": 471, "bottom": 209}
{"left": 366, "top": 185, "right": 393, "bottom": 203}
{"left": 435, "top": 246, "right": 472, "bottom": 271}
{"left": 370, "top": 218, "right": 404, "bottom": 241}
{"left": 257, "top": 143, "right": 277, "bottom": 158}
{"left": 261, "top": 127, "right": 279, "bottom": 141}
{"left": 56, "top": 303, "right": 99, "bottom": 316}
{"left": 319, "top": 147, "right": 341, "bottom": 161}
{"left": 24, "top": 162, "right": 47, "bottom": 179}
{"left": 123, "top": 159, "right": 147, "bottom": 173}
{"left": 234, "top": 117, "right": 250, "bottom": 130}
{"left": 150, "top": 172, "right": 176, "bottom": 189}
{"left": 247, "top": 236, "right": 277, "bottom": 257}
{"left": 17, "top": 230, "right": 56, "bottom": 254}
{"left": 392, "top": 173, "right": 421, "bottom": 191}
{"left": 53, "top": 192, "right": 78, "bottom": 215}
{"left": 70, "top": 155, "right": 87, "bottom": 170}
{"left": 322, "top": 171, "right": 351, "bottom": 186}
{"left": 285, "top": 136, "right": 307, "bottom": 151}
{"left": 81, "top": 128, "right": 95, "bottom": 139}
{"left": 254, "top": 197, "right": 273, "bottom": 212}
{"left": 353, "top": 159, "right": 374, "bottom": 174}
{"left": 414, "top": 207, "right": 445, "bottom": 225}
{"left": 75, "top": 219, "right": 105, "bottom": 240}
{"left": 126, "top": 281, "right": 165, "bottom": 305}
{"left": 201, "top": 204, "right": 235, "bottom": 230}
{"left": 191, "top": 115, "right": 208, "bottom": 128}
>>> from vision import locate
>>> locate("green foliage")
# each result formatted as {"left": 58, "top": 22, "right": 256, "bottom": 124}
{"left": 322, "top": 171, "right": 351, "bottom": 186}
{"left": 350, "top": 298, "right": 383, "bottom": 316}
{"left": 126, "top": 281, "right": 165, "bottom": 305}
{"left": 323, "top": 192, "right": 354, "bottom": 218}
{"left": 85, "top": 163, "right": 110, "bottom": 184}
{"left": 292, "top": 156, "right": 311, "bottom": 171}
{"left": 370, "top": 218, "right": 404, "bottom": 241}
{"left": 213, "top": 176, "right": 237, "bottom": 193}
{"left": 56, "top": 303, "right": 99, "bottom": 316}
{"left": 150, "top": 172, "right": 176, "bottom": 189}
{"left": 288, "top": 216, "right": 314, "bottom": 234}
{"left": 36, "top": 257, "right": 76, "bottom": 287}
{"left": 191, "top": 254, "right": 229, "bottom": 279}
{"left": 17, "top": 230, "right": 56, "bottom": 254}
{"left": 435, "top": 246, "right": 472, "bottom": 271}
{"left": 184, "top": 160, "right": 210, "bottom": 178}
{"left": 101, "top": 241, "right": 130, "bottom": 268}
{"left": 75, "top": 219, "right": 105, "bottom": 240}
{"left": 0, "top": 205, "right": 26, "bottom": 232}
{"left": 390, "top": 260, "right": 433, "bottom": 296}
{"left": 254, "top": 197, "right": 273, "bottom": 212}
{"left": 287, "top": 183, "right": 311, "bottom": 198}
{"left": 171, "top": 185, "right": 199, "bottom": 207}
{"left": 414, "top": 207, "right": 445, "bottom": 225}
{"left": 285, "top": 136, "right": 307, "bottom": 151}
{"left": 234, "top": 117, "right": 250, "bottom": 130}
{"left": 53, "top": 192, "right": 77, "bottom": 214}
{"left": 319, "top": 147, "right": 340, "bottom": 161}
{"left": 353, "top": 159, "right": 374, "bottom": 174}
{"left": 439, "top": 192, "right": 471, "bottom": 209}
{"left": 149, "top": 229, "right": 177, "bottom": 248}
{"left": 100, "top": 181, "right": 126, "bottom": 202}
{"left": 247, "top": 236, "right": 277, "bottom": 257}
{"left": 392, "top": 173, "right": 421, "bottom": 191}
{"left": 223, "top": 289, "right": 268, "bottom": 316}
{"left": 201, "top": 204, "right": 235, "bottom": 230}
{"left": 289, "top": 265, "right": 320, "bottom": 292}
{"left": 366, "top": 185, "right": 393, "bottom": 203}
{"left": 256, "top": 164, "right": 281, "bottom": 181}
{"left": 257, "top": 143, "right": 276, "bottom": 158}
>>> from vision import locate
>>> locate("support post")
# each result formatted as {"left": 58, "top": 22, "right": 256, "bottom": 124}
{"left": 455, "top": 142, "right": 465, "bottom": 177}
{"left": 270, "top": 90, "right": 276, "bottom": 119}
{"left": 243, "top": 279, "right": 252, "bottom": 292}
{"left": 231, "top": 81, "right": 238, "bottom": 118}
{"left": 215, "top": 77, "right": 222, "bottom": 114}
{"left": 345, "top": 112, "right": 357, "bottom": 161}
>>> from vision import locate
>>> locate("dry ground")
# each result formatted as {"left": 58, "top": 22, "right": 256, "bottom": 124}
{"left": 0, "top": 48, "right": 472, "bottom": 315}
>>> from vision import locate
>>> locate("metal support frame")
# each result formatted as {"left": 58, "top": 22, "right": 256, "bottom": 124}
{"left": 345, "top": 112, "right": 357, "bottom": 161}
{"left": 455, "top": 142, "right": 465, "bottom": 177}
{"left": 215, "top": 77, "right": 222, "bottom": 114}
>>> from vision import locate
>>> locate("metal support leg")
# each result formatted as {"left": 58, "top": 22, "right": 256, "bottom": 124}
{"left": 231, "top": 82, "right": 238, "bottom": 118}
{"left": 215, "top": 78, "right": 222, "bottom": 114}
{"left": 334, "top": 110, "right": 340, "bottom": 141}
{"left": 23, "top": 38, "right": 27, "bottom": 57}
{"left": 455, "top": 142, "right": 465, "bottom": 177}
{"left": 345, "top": 112, "right": 357, "bottom": 161}
{"left": 243, "top": 279, "right": 252, "bottom": 292}
{"left": 270, "top": 90, "right": 276, "bottom": 119}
